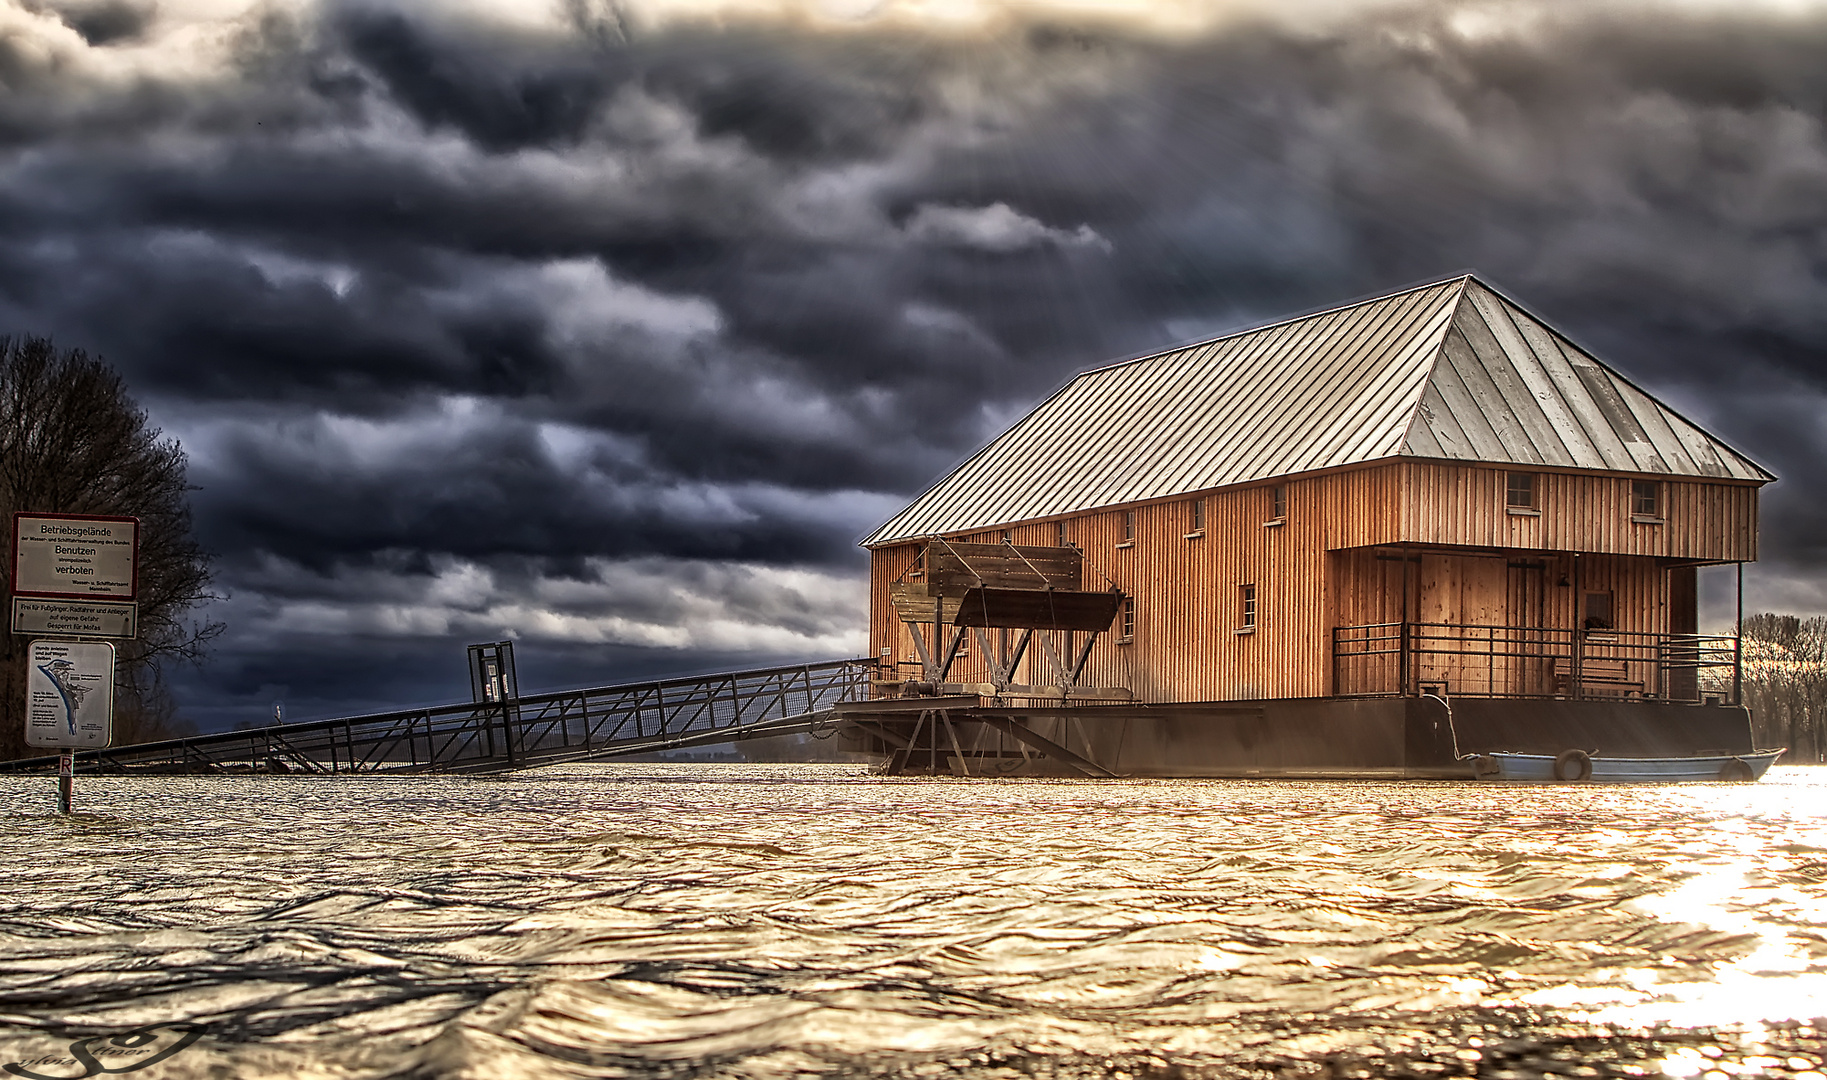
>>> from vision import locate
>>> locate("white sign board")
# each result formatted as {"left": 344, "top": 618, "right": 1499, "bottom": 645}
{"left": 11, "top": 598, "right": 138, "bottom": 638}
{"left": 12, "top": 514, "right": 137, "bottom": 600}
{"left": 24, "top": 639, "right": 114, "bottom": 749}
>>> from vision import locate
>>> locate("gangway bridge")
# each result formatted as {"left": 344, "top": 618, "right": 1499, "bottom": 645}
{"left": 0, "top": 658, "right": 874, "bottom": 776}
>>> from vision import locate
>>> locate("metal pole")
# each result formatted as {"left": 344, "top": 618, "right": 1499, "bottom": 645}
{"left": 1572, "top": 554, "right": 1583, "bottom": 700}
{"left": 1735, "top": 561, "right": 1744, "bottom": 705}
{"left": 1400, "top": 551, "right": 1412, "bottom": 696}
{"left": 57, "top": 751, "right": 73, "bottom": 815}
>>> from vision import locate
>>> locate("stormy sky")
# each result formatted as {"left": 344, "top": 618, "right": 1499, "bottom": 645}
{"left": 2, "top": 0, "right": 1825, "bottom": 728}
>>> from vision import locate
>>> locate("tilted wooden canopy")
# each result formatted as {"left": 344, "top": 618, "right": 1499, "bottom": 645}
{"left": 891, "top": 541, "right": 1124, "bottom": 633}
{"left": 925, "top": 541, "right": 1081, "bottom": 596}
{"left": 953, "top": 587, "right": 1124, "bottom": 631}
{"left": 863, "top": 274, "right": 1774, "bottom": 547}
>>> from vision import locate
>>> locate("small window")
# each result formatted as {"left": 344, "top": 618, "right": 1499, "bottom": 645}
{"left": 1000, "top": 529, "right": 1011, "bottom": 544}
{"left": 1056, "top": 520, "right": 1069, "bottom": 546}
{"left": 1506, "top": 472, "right": 1537, "bottom": 510}
{"left": 1240, "top": 584, "right": 1257, "bottom": 630}
{"left": 1583, "top": 591, "right": 1613, "bottom": 631}
{"left": 1632, "top": 480, "right": 1660, "bottom": 518}
{"left": 1122, "top": 510, "right": 1136, "bottom": 543}
{"left": 1272, "top": 485, "right": 1287, "bottom": 520}
{"left": 1189, "top": 498, "right": 1204, "bottom": 533}
{"left": 1119, "top": 598, "right": 1136, "bottom": 641}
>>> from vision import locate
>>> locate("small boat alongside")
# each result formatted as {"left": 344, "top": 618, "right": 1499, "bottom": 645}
{"left": 1470, "top": 748, "right": 1785, "bottom": 783}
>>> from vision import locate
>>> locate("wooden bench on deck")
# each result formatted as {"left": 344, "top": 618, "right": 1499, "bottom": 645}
{"left": 1551, "top": 657, "right": 1645, "bottom": 697}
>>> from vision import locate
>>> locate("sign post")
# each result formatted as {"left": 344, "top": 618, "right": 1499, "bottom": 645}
{"left": 11, "top": 513, "right": 137, "bottom": 815}
{"left": 25, "top": 638, "right": 116, "bottom": 813}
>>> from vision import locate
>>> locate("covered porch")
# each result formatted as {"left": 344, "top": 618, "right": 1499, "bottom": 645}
{"left": 1329, "top": 544, "right": 1744, "bottom": 704}
{"left": 1332, "top": 622, "right": 1741, "bottom": 703}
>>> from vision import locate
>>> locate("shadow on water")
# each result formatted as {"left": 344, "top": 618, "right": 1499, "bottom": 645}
{"left": 0, "top": 765, "right": 1823, "bottom": 1078}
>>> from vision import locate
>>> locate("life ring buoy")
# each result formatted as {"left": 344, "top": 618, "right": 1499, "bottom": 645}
{"left": 1553, "top": 749, "right": 1593, "bottom": 782}
{"left": 1717, "top": 757, "right": 1755, "bottom": 782}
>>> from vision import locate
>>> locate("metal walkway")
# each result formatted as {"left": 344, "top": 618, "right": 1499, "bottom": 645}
{"left": 0, "top": 659, "right": 873, "bottom": 776}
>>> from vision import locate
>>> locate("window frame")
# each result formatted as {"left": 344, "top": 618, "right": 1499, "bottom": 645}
{"left": 1631, "top": 479, "right": 1662, "bottom": 521}
{"left": 1583, "top": 590, "right": 1615, "bottom": 631}
{"left": 1505, "top": 471, "right": 1540, "bottom": 515}
{"left": 1238, "top": 583, "right": 1257, "bottom": 634}
{"left": 1188, "top": 498, "right": 1205, "bottom": 535}
{"left": 1118, "top": 510, "right": 1137, "bottom": 547}
{"left": 1119, "top": 597, "right": 1136, "bottom": 642}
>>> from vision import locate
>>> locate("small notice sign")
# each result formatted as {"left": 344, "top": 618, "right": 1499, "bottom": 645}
{"left": 12, "top": 513, "right": 138, "bottom": 600}
{"left": 24, "top": 639, "right": 114, "bottom": 749}
{"left": 11, "top": 598, "right": 138, "bottom": 638}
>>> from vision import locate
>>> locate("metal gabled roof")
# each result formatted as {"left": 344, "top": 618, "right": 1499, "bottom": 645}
{"left": 863, "top": 275, "right": 1772, "bottom": 548}
{"left": 1404, "top": 280, "right": 1772, "bottom": 481}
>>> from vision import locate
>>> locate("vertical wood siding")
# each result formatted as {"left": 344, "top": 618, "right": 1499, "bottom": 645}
{"left": 866, "top": 461, "right": 1760, "bottom": 704}
{"left": 1399, "top": 462, "right": 1756, "bottom": 561}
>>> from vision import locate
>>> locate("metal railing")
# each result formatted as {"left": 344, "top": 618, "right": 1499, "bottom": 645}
{"left": 1332, "top": 622, "right": 1740, "bottom": 703}
{"left": 0, "top": 658, "right": 875, "bottom": 775}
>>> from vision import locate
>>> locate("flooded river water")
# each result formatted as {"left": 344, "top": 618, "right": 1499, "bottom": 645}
{"left": 0, "top": 764, "right": 1823, "bottom": 1079}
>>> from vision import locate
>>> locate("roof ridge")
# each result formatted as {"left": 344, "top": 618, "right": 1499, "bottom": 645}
{"left": 1392, "top": 277, "right": 1470, "bottom": 461}
{"left": 1078, "top": 272, "right": 1476, "bottom": 380}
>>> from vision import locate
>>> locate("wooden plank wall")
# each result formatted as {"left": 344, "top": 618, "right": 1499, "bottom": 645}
{"left": 1400, "top": 462, "right": 1757, "bottom": 561}
{"left": 867, "top": 461, "right": 1759, "bottom": 704}
{"left": 869, "top": 469, "right": 1406, "bottom": 702}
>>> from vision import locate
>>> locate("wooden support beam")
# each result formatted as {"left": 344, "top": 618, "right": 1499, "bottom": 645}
{"left": 976, "top": 716, "right": 1117, "bottom": 778}
{"left": 940, "top": 711, "right": 970, "bottom": 777}
{"left": 935, "top": 625, "right": 968, "bottom": 683}
{"left": 933, "top": 681, "right": 1132, "bottom": 701}
{"left": 972, "top": 626, "right": 1033, "bottom": 694}
{"left": 885, "top": 710, "right": 930, "bottom": 775}
{"left": 849, "top": 719, "right": 913, "bottom": 749}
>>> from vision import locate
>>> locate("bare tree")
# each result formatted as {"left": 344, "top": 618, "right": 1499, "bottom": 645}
{"left": 0, "top": 337, "right": 220, "bottom": 759}
{"left": 1739, "top": 612, "right": 1827, "bottom": 763}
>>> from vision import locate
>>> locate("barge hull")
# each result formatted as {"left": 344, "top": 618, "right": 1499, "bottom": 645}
{"left": 836, "top": 697, "right": 1757, "bottom": 779}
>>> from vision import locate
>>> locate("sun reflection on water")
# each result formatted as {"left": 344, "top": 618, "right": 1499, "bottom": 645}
{"left": 0, "top": 764, "right": 1820, "bottom": 1076}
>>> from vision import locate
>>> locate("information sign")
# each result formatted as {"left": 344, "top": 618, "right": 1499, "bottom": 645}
{"left": 24, "top": 639, "right": 114, "bottom": 749}
{"left": 11, "top": 598, "right": 138, "bottom": 639}
{"left": 12, "top": 513, "right": 138, "bottom": 600}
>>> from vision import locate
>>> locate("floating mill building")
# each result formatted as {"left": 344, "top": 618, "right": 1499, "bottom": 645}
{"left": 838, "top": 274, "right": 1773, "bottom": 778}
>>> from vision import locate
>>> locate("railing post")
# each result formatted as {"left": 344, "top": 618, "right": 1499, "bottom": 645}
{"left": 1735, "top": 560, "right": 1744, "bottom": 706}
{"left": 1733, "top": 635, "right": 1743, "bottom": 706}
{"left": 1571, "top": 628, "right": 1584, "bottom": 701}
{"left": 1398, "top": 621, "right": 1410, "bottom": 696}
{"left": 502, "top": 705, "right": 516, "bottom": 767}
{"left": 1331, "top": 627, "right": 1339, "bottom": 696}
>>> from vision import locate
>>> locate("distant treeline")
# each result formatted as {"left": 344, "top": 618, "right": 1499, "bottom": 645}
{"left": 1734, "top": 614, "right": 1827, "bottom": 763}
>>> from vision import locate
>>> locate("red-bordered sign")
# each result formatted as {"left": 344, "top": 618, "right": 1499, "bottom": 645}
{"left": 11, "top": 512, "right": 139, "bottom": 601}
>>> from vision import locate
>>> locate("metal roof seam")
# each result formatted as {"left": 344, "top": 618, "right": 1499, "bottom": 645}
{"left": 1466, "top": 276, "right": 1775, "bottom": 481}
{"left": 863, "top": 273, "right": 1770, "bottom": 547}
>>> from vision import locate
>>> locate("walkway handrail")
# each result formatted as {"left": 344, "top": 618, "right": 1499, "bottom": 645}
{"left": 0, "top": 657, "right": 876, "bottom": 774}
{"left": 1333, "top": 622, "right": 1739, "bottom": 703}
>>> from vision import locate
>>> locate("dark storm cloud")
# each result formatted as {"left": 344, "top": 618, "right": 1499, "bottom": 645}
{"left": 3, "top": 0, "right": 1826, "bottom": 725}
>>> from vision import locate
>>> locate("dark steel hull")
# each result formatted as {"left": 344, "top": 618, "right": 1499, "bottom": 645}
{"left": 835, "top": 696, "right": 1760, "bottom": 780}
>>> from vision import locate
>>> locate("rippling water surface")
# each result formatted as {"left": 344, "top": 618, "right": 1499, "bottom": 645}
{"left": 1, "top": 764, "right": 1824, "bottom": 1078}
